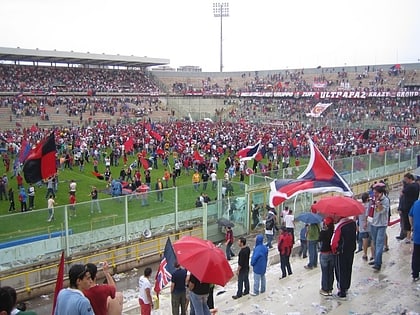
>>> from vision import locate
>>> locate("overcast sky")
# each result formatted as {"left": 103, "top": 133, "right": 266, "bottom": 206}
{"left": 1, "top": 0, "right": 419, "bottom": 72}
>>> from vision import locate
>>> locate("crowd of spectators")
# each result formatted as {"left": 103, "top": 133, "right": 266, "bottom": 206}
{"left": 0, "top": 95, "right": 164, "bottom": 121}
{"left": 0, "top": 64, "right": 159, "bottom": 94}
{"left": 1, "top": 114, "right": 418, "bottom": 178}
{"left": 228, "top": 97, "right": 420, "bottom": 125}
{"left": 165, "top": 66, "right": 418, "bottom": 96}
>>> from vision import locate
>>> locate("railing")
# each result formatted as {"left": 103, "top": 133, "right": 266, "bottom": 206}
{"left": 1, "top": 145, "right": 419, "bottom": 293}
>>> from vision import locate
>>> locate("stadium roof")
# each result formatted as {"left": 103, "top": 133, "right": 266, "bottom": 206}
{"left": 0, "top": 47, "right": 170, "bottom": 68}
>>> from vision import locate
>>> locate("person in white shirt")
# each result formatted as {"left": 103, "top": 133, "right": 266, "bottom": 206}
{"left": 138, "top": 267, "right": 153, "bottom": 315}
{"left": 284, "top": 209, "right": 295, "bottom": 244}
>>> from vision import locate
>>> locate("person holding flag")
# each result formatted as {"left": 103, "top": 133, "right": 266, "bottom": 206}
{"left": 138, "top": 267, "right": 154, "bottom": 315}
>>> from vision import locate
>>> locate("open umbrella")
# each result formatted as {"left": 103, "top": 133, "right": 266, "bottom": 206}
{"left": 217, "top": 217, "right": 235, "bottom": 228}
{"left": 173, "top": 236, "right": 233, "bottom": 286}
{"left": 296, "top": 212, "right": 323, "bottom": 224}
{"left": 311, "top": 196, "right": 364, "bottom": 217}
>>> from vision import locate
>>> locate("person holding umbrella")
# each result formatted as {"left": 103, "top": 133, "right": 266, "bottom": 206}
{"left": 188, "top": 273, "right": 211, "bottom": 315}
{"left": 331, "top": 215, "right": 357, "bottom": 300}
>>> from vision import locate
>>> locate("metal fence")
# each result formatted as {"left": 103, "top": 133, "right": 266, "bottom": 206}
{"left": 0, "top": 145, "right": 419, "bottom": 292}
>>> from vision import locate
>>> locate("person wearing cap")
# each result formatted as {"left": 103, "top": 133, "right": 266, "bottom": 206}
{"left": 318, "top": 217, "right": 335, "bottom": 296}
{"left": 54, "top": 264, "right": 94, "bottom": 315}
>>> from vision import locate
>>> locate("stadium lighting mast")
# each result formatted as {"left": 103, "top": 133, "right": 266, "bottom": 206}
{"left": 213, "top": 2, "right": 229, "bottom": 72}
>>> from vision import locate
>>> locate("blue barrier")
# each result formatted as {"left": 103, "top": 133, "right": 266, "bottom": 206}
{"left": 0, "top": 230, "right": 73, "bottom": 249}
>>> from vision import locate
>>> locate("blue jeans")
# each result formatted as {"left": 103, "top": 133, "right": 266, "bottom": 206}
{"left": 236, "top": 269, "right": 250, "bottom": 297}
{"left": 371, "top": 225, "right": 386, "bottom": 267}
{"left": 299, "top": 239, "right": 308, "bottom": 258}
{"left": 320, "top": 252, "right": 335, "bottom": 291}
{"left": 308, "top": 240, "right": 318, "bottom": 267}
{"left": 189, "top": 291, "right": 210, "bottom": 315}
{"left": 265, "top": 233, "right": 274, "bottom": 248}
{"left": 226, "top": 242, "right": 234, "bottom": 260}
{"left": 253, "top": 272, "right": 266, "bottom": 295}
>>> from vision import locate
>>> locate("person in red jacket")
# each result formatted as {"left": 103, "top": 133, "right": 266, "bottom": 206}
{"left": 278, "top": 226, "right": 293, "bottom": 279}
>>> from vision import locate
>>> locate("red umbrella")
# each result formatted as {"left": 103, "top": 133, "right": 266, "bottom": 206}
{"left": 311, "top": 196, "right": 364, "bottom": 217}
{"left": 173, "top": 236, "right": 233, "bottom": 286}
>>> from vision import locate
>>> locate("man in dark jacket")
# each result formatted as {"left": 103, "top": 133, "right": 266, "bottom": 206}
{"left": 232, "top": 237, "right": 250, "bottom": 299}
{"left": 331, "top": 217, "right": 357, "bottom": 299}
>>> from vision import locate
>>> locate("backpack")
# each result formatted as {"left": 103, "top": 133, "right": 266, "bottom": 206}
{"left": 265, "top": 217, "right": 274, "bottom": 230}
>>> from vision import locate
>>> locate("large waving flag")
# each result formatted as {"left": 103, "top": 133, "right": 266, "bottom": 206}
{"left": 269, "top": 138, "right": 352, "bottom": 207}
{"left": 237, "top": 140, "right": 261, "bottom": 161}
{"left": 305, "top": 102, "right": 332, "bottom": 117}
{"left": 22, "top": 133, "right": 57, "bottom": 183}
{"left": 154, "top": 237, "right": 177, "bottom": 296}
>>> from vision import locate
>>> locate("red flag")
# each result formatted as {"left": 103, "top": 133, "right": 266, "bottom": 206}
{"left": 91, "top": 171, "right": 105, "bottom": 180}
{"left": 124, "top": 138, "right": 134, "bottom": 152}
{"left": 149, "top": 130, "right": 163, "bottom": 142}
{"left": 141, "top": 157, "right": 153, "bottom": 170}
{"left": 51, "top": 251, "right": 65, "bottom": 315}
{"left": 22, "top": 133, "right": 56, "bottom": 183}
{"left": 193, "top": 150, "right": 204, "bottom": 163}
{"left": 154, "top": 238, "right": 176, "bottom": 295}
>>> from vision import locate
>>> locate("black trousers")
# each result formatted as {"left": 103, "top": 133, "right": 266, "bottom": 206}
{"left": 334, "top": 251, "right": 354, "bottom": 294}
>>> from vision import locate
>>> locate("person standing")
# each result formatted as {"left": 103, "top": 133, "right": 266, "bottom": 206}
{"left": 69, "top": 192, "right": 76, "bottom": 217}
{"left": 18, "top": 188, "right": 27, "bottom": 212}
{"left": 83, "top": 262, "right": 121, "bottom": 315}
{"left": 155, "top": 178, "right": 164, "bottom": 202}
{"left": 369, "top": 185, "right": 390, "bottom": 271}
{"left": 27, "top": 184, "right": 35, "bottom": 210}
{"left": 305, "top": 223, "right": 320, "bottom": 269}
{"left": 7, "top": 188, "right": 15, "bottom": 212}
{"left": 409, "top": 199, "right": 420, "bottom": 281}
{"left": 69, "top": 179, "right": 77, "bottom": 197}
{"left": 331, "top": 216, "right": 357, "bottom": 299}
{"left": 232, "top": 237, "right": 250, "bottom": 299}
{"left": 188, "top": 273, "right": 211, "bottom": 315}
{"left": 47, "top": 195, "right": 56, "bottom": 222}
{"left": 90, "top": 186, "right": 101, "bottom": 214}
{"left": 250, "top": 234, "right": 268, "bottom": 296}
{"left": 318, "top": 217, "right": 335, "bottom": 296}
{"left": 45, "top": 178, "right": 55, "bottom": 199}
{"left": 264, "top": 208, "right": 276, "bottom": 249}
{"left": 399, "top": 173, "right": 419, "bottom": 244}
{"left": 171, "top": 262, "right": 187, "bottom": 315}
{"left": 298, "top": 224, "right": 308, "bottom": 259}
{"left": 138, "top": 267, "right": 154, "bottom": 315}
{"left": 284, "top": 208, "right": 295, "bottom": 244}
{"left": 277, "top": 226, "right": 293, "bottom": 279}
{"left": 54, "top": 264, "right": 94, "bottom": 315}
{"left": 225, "top": 226, "right": 235, "bottom": 260}
{"left": 192, "top": 171, "right": 201, "bottom": 192}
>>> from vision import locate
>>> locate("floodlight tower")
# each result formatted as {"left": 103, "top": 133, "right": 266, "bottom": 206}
{"left": 213, "top": 2, "right": 229, "bottom": 72}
